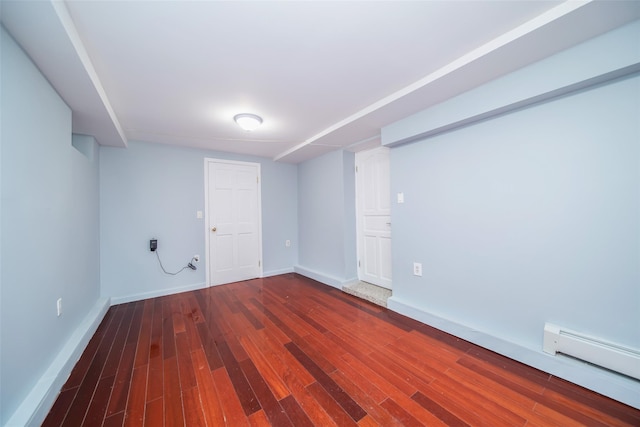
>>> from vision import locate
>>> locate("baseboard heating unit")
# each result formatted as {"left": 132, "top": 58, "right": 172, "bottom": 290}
{"left": 543, "top": 323, "right": 640, "bottom": 380}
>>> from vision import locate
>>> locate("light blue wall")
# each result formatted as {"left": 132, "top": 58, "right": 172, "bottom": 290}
{"left": 297, "top": 150, "right": 357, "bottom": 287}
{"left": 1, "top": 29, "right": 101, "bottom": 424}
{"left": 100, "top": 140, "right": 298, "bottom": 302}
{"left": 386, "top": 21, "right": 639, "bottom": 405}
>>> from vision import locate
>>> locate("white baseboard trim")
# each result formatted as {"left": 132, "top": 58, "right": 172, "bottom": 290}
{"left": 109, "top": 281, "right": 207, "bottom": 305}
{"left": 262, "top": 267, "right": 294, "bottom": 278}
{"left": 293, "top": 265, "right": 357, "bottom": 290}
{"left": 387, "top": 296, "right": 640, "bottom": 409}
{"left": 4, "top": 297, "right": 111, "bottom": 427}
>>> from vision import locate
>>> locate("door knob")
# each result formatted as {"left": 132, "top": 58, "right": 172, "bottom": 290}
{"left": 211, "top": 227, "right": 217, "bottom": 232}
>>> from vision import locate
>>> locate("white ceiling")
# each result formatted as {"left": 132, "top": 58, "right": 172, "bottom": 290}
{"left": 2, "top": 1, "right": 639, "bottom": 163}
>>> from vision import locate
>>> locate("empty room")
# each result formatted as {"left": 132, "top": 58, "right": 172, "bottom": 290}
{"left": 1, "top": 1, "right": 639, "bottom": 426}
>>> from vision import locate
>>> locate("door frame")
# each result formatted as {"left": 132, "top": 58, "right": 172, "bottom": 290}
{"left": 204, "top": 157, "right": 263, "bottom": 286}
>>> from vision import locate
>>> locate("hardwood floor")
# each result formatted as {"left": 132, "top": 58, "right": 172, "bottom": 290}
{"left": 43, "top": 274, "right": 639, "bottom": 426}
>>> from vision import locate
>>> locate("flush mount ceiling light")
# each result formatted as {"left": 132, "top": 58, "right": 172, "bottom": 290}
{"left": 234, "top": 113, "right": 263, "bottom": 131}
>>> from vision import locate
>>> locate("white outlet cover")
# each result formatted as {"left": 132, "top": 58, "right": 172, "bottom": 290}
{"left": 413, "top": 262, "right": 423, "bottom": 276}
{"left": 196, "top": 210, "right": 203, "bottom": 219}
{"left": 397, "top": 192, "right": 405, "bottom": 204}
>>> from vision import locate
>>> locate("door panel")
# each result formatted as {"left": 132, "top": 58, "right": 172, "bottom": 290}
{"left": 356, "top": 147, "right": 392, "bottom": 289}
{"left": 206, "top": 159, "right": 262, "bottom": 286}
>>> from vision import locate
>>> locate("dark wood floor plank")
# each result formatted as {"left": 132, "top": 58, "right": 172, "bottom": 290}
{"left": 103, "top": 411, "right": 124, "bottom": 427}
{"left": 123, "top": 365, "right": 147, "bottom": 427}
{"left": 457, "top": 356, "right": 546, "bottom": 400}
{"left": 286, "top": 341, "right": 366, "bottom": 422}
{"left": 146, "top": 344, "right": 164, "bottom": 403}
{"left": 144, "top": 398, "right": 163, "bottom": 427}
{"left": 546, "top": 376, "right": 640, "bottom": 426}
{"left": 171, "top": 297, "right": 187, "bottom": 335}
{"left": 195, "top": 322, "right": 223, "bottom": 371}
{"left": 239, "top": 358, "right": 294, "bottom": 427}
{"left": 368, "top": 348, "right": 434, "bottom": 395}
{"left": 62, "top": 307, "right": 117, "bottom": 391}
{"left": 247, "top": 410, "right": 271, "bottom": 427}
{"left": 445, "top": 361, "right": 539, "bottom": 416}
{"left": 250, "top": 297, "right": 303, "bottom": 342}
{"left": 43, "top": 274, "right": 640, "bottom": 427}
{"left": 384, "top": 341, "right": 451, "bottom": 384}
{"left": 83, "top": 375, "right": 116, "bottom": 426}
{"left": 237, "top": 299, "right": 265, "bottom": 330}
{"left": 293, "top": 335, "right": 337, "bottom": 375}
{"left": 412, "top": 390, "right": 470, "bottom": 427}
{"left": 283, "top": 301, "right": 328, "bottom": 333}
{"left": 207, "top": 296, "right": 251, "bottom": 362}
{"left": 41, "top": 387, "right": 77, "bottom": 427}
{"left": 330, "top": 368, "right": 400, "bottom": 427}
{"left": 192, "top": 349, "right": 225, "bottom": 427}
{"left": 306, "top": 381, "right": 359, "bottom": 427}
{"left": 103, "top": 304, "right": 136, "bottom": 379}
{"left": 339, "top": 343, "right": 419, "bottom": 397}
{"left": 105, "top": 342, "right": 137, "bottom": 417}
{"left": 216, "top": 339, "right": 262, "bottom": 416}
{"left": 181, "top": 297, "right": 204, "bottom": 351}
{"left": 279, "top": 394, "right": 315, "bottom": 427}
{"left": 380, "top": 397, "right": 424, "bottom": 427}
{"left": 240, "top": 334, "right": 291, "bottom": 400}
{"left": 533, "top": 402, "right": 596, "bottom": 427}
{"left": 126, "top": 301, "right": 145, "bottom": 346}
{"left": 161, "top": 299, "right": 176, "bottom": 360}
{"left": 62, "top": 306, "right": 124, "bottom": 426}
{"left": 212, "top": 367, "right": 252, "bottom": 427}
{"left": 163, "top": 356, "right": 185, "bottom": 426}
{"left": 261, "top": 298, "right": 316, "bottom": 340}
{"left": 401, "top": 330, "right": 465, "bottom": 365}
{"left": 133, "top": 300, "right": 154, "bottom": 369}
{"left": 543, "top": 389, "right": 626, "bottom": 426}
{"left": 428, "top": 373, "right": 527, "bottom": 427}
{"left": 182, "top": 386, "right": 206, "bottom": 427}
{"left": 284, "top": 377, "right": 339, "bottom": 427}
{"left": 175, "top": 332, "right": 197, "bottom": 390}
{"left": 338, "top": 352, "right": 447, "bottom": 426}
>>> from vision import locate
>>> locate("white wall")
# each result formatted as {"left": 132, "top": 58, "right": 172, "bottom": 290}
{"left": 384, "top": 21, "right": 640, "bottom": 407}
{"left": 1, "top": 28, "right": 103, "bottom": 425}
{"left": 100, "top": 141, "right": 298, "bottom": 303}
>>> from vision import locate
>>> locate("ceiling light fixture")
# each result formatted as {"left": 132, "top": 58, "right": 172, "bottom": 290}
{"left": 234, "top": 113, "right": 263, "bottom": 131}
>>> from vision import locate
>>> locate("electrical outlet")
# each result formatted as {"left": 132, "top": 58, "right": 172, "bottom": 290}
{"left": 57, "top": 298, "right": 62, "bottom": 317}
{"left": 413, "top": 262, "right": 423, "bottom": 277}
{"left": 285, "top": 240, "right": 291, "bottom": 247}
{"left": 193, "top": 255, "right": 200, "bottom": 262}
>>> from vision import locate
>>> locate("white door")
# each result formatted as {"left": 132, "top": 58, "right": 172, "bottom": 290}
{"left": 356, "top": 147, "right": 392, "bottom": 289}
{"left": 205, "top": 159, "right": 262, "bottom": 286}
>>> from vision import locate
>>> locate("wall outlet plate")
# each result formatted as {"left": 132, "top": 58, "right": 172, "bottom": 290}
{"left": 413, "top": 262, "right": 423, "bottom": 277}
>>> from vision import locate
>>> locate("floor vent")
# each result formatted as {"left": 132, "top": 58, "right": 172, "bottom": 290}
{"left": 543, "top": 323, "right": 640, "bottom": 380}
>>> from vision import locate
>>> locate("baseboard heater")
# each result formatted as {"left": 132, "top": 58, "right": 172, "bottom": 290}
{"left": 543, "top": 323, "right": 640, "bottom": 380}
